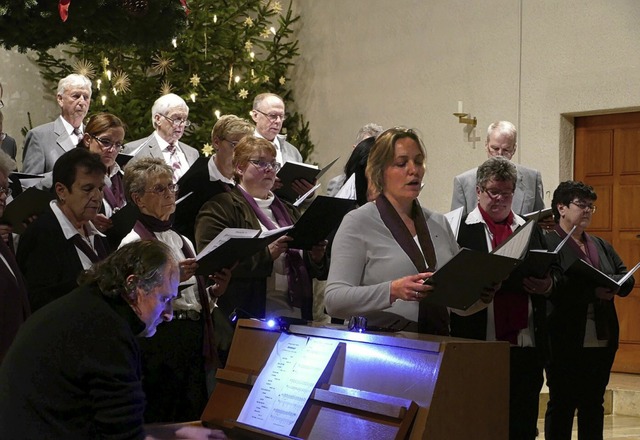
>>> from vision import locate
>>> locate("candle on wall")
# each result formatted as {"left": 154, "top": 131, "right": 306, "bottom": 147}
{"left": 457, "top": 101, "right": 463, "bottom": 113}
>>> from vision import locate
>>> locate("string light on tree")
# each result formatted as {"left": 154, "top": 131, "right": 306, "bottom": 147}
{"left": 214, "top": 110, "right": 221, "bottom": 119}
{"left": 101, "top": 95, "right": 107, "bottom": 105}
{"left": 190, "top": 93, "right": 197, "bottom": 102}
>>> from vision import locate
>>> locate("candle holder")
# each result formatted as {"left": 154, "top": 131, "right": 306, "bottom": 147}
{"left": 453, "top": 112, "right": 477, "bottom": 127}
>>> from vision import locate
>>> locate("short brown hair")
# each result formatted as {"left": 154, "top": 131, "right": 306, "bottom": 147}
{"left": 232, "top": 136, "right": 276, "bottom": 183}
{"left": 210, "top": 114, "right": 254, "bottom": 144}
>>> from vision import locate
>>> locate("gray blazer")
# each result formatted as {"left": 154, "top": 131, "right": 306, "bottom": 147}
{"left": 451, "top": 163, "right": 544, "bottom": 216}
{"left": 0, "top": 134, "right": 17, "bottom": 160}
{"left": 123, "top": 133, "right": 200, "bottom": 167}
{"left": 275, "top": 134, "right": 303, "bottom": 164}
{"left": 325, "top": 202, "right": 459, "bottom": 326}
{"left": 22, "top": 117, "right": 76, "bottom": 174}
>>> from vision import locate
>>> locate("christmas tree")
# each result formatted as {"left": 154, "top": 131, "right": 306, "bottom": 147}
{"left": 14, "top": 0, "right": 314, "bottom": 159}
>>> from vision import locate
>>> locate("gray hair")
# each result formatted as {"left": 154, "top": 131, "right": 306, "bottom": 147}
{"left": 123, "top": 157, "right": 173, "bottom": 203}
{"left": 151, "top": 93, "right": 189, "bottom": 128}
{"left": 355, "top": 123, "right": 384, "bottom": 144}
{"left": 252, "top": 92, "right": 283, "bottom": 110}
{"left": 486, "top": 120, "right": 517, "bottom": 145}
{"left": 0, "top": 150, "right": 16, "bottom": 176}
{"left": 476, "top": 156, "right": 517, "bottom": 189}
{"left": 57, "top": 74, "right": 92, "bottom": 99}
{"left": 77, "top": 240, "right": 176, "bottom": 302}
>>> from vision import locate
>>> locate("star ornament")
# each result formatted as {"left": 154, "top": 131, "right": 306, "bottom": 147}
{"left": 244, "top": 17, "right": 254, "bottom": 27}
{"left": 202, "top": 143, "right": 214, "bottom": 157}
{"left": 238, "top": 88, "right": 248, "bottom": 99}
{"left": 279, "top": 76, "right": 286, "bottom": 85}
{"left": 190, "top": 74, "right": 201, "bottom": 87}
{"left": 73, "top": 59, "right": 96, "bottom": 79}
{"left": 244, "top": 41, "right": 253, "bottom": 51}
{"left": 260, "top": 29, "right": 271, "bottom": 39}
{"left": 273, "top": 1, "right": 283, "bottom": 13}
{"left": 151, "top": 54, "right": 174, "bottom": 75}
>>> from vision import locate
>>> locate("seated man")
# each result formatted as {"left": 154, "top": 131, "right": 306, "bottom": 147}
{"left": 0, "top": 240, "right": 226, "bottom": 439}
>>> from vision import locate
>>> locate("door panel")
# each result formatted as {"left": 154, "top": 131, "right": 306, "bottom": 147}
{"left": 575, "top": 112, "right": 640, "bottom": 374}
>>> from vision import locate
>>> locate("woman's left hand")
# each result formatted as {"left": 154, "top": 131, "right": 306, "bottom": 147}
{"left": 179, "top": 258, "right": 198, "bottom": 282}
{"left": 309, "top": 240, "right": 327, "bottom": 264}
{"left": 208, "top": 268, "right": 232, "bottom": 298}
{"left": 92, "top": 213, "right": 113, "bottom": 233}
{"left": 522, "top": 274, "right": 552, "bottom": 295}
{"left": 595, "top": 286, "right": 617, "bottom": 301}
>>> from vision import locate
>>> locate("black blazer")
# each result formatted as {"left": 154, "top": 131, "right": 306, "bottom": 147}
{"left": 450, "top": 216, "right": 552, "bottom": 357}
{"left": 545, "top": 231, "right": 634, "bottom": 357}
{"left": 16, "top": 208, "right": 111, "bottom": 312}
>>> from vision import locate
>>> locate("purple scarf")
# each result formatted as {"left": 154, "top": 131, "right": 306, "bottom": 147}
{"left": 375, "top": 193, "right": 448, "bottom": 335}
{"left": 103, "top": 172, "right": 126, "bottom": 211}
{"left": 237, "top": 186, "right": 312, "bottom": 309}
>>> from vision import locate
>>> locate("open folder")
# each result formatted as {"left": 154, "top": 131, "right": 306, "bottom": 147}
{"left": 422, "top": 220, "right": 537, "bottom": 310}
{"left": 287, "top": 196, "right": 356, "bottom": 250}
{"left": 275, "top": 157, "right": 339, "bottom": 202}
{"left": 568, "top": 259, "right": 640, "bottom": 290}
{"left": 195, "top": 226, "right": 292, "bottom": 275}
{"left": 0, "top": 187, "right": 54, "bottom": 234}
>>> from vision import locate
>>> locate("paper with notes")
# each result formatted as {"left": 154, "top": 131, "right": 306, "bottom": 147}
{"left": 236, "top": 333, "right": 340, "bottom": 436}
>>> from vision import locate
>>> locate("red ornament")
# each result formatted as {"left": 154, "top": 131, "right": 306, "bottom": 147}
{"left": 180, "top": 0, "right": 191, "bottom": 15}
{"left": 58, "top": 0, "right": 71, "bottom": 22}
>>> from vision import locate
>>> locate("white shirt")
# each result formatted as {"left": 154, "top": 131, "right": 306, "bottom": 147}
{"left": 208, "top": 155, "right": 235, "bottom": 185}
{"left": 50, "top": 200, "right": 104, "bottom": 270}
{"left": 59, "top": 116, "right": 83, "bottom": 146}
{"left": 155, "top": 132, "right": 189, "bottom": 181}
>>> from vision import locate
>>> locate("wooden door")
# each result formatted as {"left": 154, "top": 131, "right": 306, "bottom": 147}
{"left": 575, "top": 111, "right": 640, "bottom": 373}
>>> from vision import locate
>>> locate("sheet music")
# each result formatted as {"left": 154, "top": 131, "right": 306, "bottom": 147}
{"left": 444, "top": 206, "right": 464, "bottom": 239}
{"left": 553, "top": 225, "right": 576, "bottom": 253}
{"left": 618, "top": 260, "right": 640, "bottom": 286}
{"left": 237, "top": 333, "right": 340, "bottom": 436}
{"left": 492, "top": 220, "right": 534, "bottom": 259}
{"left": 293, "top": 183, "right": 321, "bottom": 207}
{"left": 196, "top": 228, "right": 259, "bottom": 260}
{"left": 175, "top": 191, "right": 193, "bottom": 205}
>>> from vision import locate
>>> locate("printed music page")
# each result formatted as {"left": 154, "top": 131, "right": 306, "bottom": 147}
{"left": 236, "top": 333, "right": 340, "bottom": 436}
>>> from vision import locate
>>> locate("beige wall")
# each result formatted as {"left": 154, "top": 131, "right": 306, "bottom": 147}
{"left": 0, "top": 48, "right": 59, "bottom": 167}
{"left": 291, "top": 0, "right": 640, "bottom": 212}
{"left": 3, "top": 1, "right": 640, "bottom": 212}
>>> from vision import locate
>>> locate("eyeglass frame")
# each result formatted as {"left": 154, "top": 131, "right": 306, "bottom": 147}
{"left": 481, "top": 186, "right": 515, "bottom": 199}
{"left": 248, "top": 159, "right": 281, "bottom": 173}
{"left": 160, "top": 114, "right": 192, "bottom": 127}
{"left": 570, "top": 200, "right": 597, "bottom": 213}
{"left": 223, "top": 138, "right": 239, "bottom": 148}
{"left": 253, "top": 109, "right": 287, "bottom": 122}
{"left": 143, "top": 183, "right": 180, "bottom": 195}
{"left": 0, "top": 186, "right": 12, "bottom": 196}
{"left": 88, "top": 133, "right": 125, "bottom": 152}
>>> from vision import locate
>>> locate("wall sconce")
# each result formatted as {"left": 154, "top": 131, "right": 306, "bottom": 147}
{"left": 453, "top": 112, "right": 477, "bottom": 127}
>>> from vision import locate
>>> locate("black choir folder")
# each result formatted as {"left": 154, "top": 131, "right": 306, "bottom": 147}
{"left": 568, "top": 259, "right": 640, "bottom": 290}
{"left": 422, "top": 220, "right": 538, "bottom": 310}
{"left": 195, "top": 227, "right": 292, "bottom": 275}
{"left": 275, "top": 157, "right": 339, "bottom": 202}
{"left": 0, "top": 187, "right": 54, "bottom": 234}
{"left": 287, "top": 196, "right": 356, "bottom": 250}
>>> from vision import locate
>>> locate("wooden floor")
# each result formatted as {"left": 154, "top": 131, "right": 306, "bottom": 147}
{"left": 537, "top": 373, "right": 640, "bottom": 439}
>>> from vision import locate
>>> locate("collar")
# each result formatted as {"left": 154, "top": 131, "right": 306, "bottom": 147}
{"left": 465, "top": 206, "right": 524, "bottom": 229}
{"left": 208, "top": 155, "right": 235, "bottom": 185}
{"left": 50, "top": 200, "right": 105, "bottom": 240}
{"left": 153, "top": 131, "right": 174, "bottom": 151}
{"left": 238, "top": 184, "right": 274, "bottom": 207}
{"left": 59, "top": 116, "right": 82, "bottom": 136}
{"left": 253, "top": 129, "right": 283, "bottom": 149}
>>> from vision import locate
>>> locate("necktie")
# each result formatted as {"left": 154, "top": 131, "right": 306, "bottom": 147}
{"left": 73, "top": 127, "right": 82, "bottom": 136}
{"left": 167, "top": 143, "right": 182, "bottom": 182}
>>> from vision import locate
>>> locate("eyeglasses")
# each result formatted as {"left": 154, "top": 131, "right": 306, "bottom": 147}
{"left": 248, "top": 159, "right": 281, "bottom": 173}
{"left": 0, "top": 187, "right": 11, "bottom": 196}
{"left": 144, "top": 183, "right": 179, "bottom": 195}
{"left": 160, "top": 114, "right": 191, "bottom": 127}
{"left": 253, "top": 109, "right": 287, "bottom": 122}
{"left": 88, "top": 133, "right": 125, "bottom": 152}
{"left": 482, "top": 187, "right": 514, "bottom": 199}
{"left": 224, "top": 138, "right": 239, "bottom": 148}
{"left": 570, "top": 201, "right": 597, "bottom": 213}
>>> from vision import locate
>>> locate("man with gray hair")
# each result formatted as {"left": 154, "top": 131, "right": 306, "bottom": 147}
{"left": 124, "top": 93, "right": 200, "bottom": 182}
{"left": 22, "top": 73, "right": 92, "bottom": 174}
{"left": 326, "top": 122, "right": 383, "bottom": 197}
{"left": 450, "top": 120, "right": 544, "bottom": 216}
